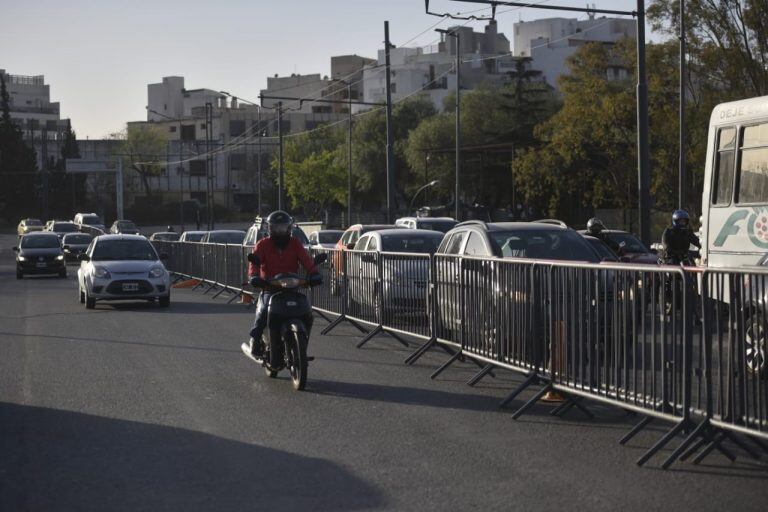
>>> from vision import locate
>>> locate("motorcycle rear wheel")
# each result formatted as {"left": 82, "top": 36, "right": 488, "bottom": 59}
{"left": 288, "top": 331, "right": 308, "bottom": 391}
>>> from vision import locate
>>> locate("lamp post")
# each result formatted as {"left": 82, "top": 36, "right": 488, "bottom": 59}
{"left": 147, "top": 107, "right": 184, "bottom": 230}
{"left": 436, "top": 28, "right": 460, "bottom": 221}
{"left": 409, "top": 180, "right": 440, "bottom": 215}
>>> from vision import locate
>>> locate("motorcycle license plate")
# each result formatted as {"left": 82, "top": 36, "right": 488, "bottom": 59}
{"left": 122, "top": 283, "right": 139, "bottom": 291}
{"left": 35, "top": 262, "right": 47, "bottom": 268}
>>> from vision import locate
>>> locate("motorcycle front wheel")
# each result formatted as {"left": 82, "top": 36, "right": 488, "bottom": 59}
{"left": 288, "top": 331, "right": 308, "bottom": 391}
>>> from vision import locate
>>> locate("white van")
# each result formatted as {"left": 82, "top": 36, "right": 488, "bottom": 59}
{"left": 701, "top": 95, "right": 768, "bottom": 268}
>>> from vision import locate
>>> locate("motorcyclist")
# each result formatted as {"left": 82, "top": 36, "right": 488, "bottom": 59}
{"left": 246, "top": 210, "right": 321, "bottom": 357}
{"left": 661, "top": 210, "right": 701, "bottom": 264}
{"left": 167, "top": 225, "right": 175, "bottom": 233}
{"left": 586, "top": 217, "right": 620, "bottom": 253}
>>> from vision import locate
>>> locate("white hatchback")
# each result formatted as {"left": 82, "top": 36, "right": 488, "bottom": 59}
{"left": 77, "top": 235, "right": 171, "bottom": 309}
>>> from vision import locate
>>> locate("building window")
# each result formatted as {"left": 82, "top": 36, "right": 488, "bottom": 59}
{"left": 229, "top": 120, "right": 246, "bottom": 137}
{"left": 311, "top": 105, "right": 332, "bottom": 114}
{"left": 189, "top": 160, "right": 207, "bottom": 176}
{"left": 306, "top": 121, "right": 327, "bottom": 130}
{"left": 180, "top": 124, "right": 196, "bottom": 141}
{"left": 200, "top": 123, "right": 206, "bottom": 130}
{"left": 276, "top": 121, "right": 291, "bottom": 133}
{"left": 169, "top": 126, "right": 177, "bottom": 133}
{"left": 391, "top": 83, "right": 397, "bottom": 94}
{"left": 230, "top": 153, "right": 246, "bottom": 171}
{"left": 736, "top": 123, "right": 768, "bottom": 204}
{"left": 712, "top": 127, "right": 735, "bottom": 206}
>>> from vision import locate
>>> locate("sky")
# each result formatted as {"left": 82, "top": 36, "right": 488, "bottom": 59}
{"left": 0, "top": 0, "right": 663, "bottom": 139}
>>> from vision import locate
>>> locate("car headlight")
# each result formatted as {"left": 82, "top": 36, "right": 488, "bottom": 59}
{"left": 149, "top": 266, "right": 165, "bottom": 278}
{"left": 92, "top": 266, "right": 111, "bottom": 279}
{"left": 17, "top": 255, "right": 26, "bottom": 262}
{"left": 56, "top": 254, "right": 64, "bottom": 261}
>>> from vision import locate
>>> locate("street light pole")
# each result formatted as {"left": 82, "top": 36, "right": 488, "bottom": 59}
{"left": 384, "top": 21, "right": 395, "bottom": 223}
{"left": 277, "top": 101, "right": 284, "bottom": 211}
{"left": 409, "top": 180, "right": 440, "bottom": 214}
{"left": 437, "top": 27, "right": 461, "bottom": 221}
{"left": 679, "top": 0, "right": 686, "bottom": 210}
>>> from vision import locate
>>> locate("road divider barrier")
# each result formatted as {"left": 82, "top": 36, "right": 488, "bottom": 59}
{"left": 152, "top": 240, "right": 768, "bottom": 468}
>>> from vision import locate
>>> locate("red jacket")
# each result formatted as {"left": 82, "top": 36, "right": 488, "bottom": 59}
{"left": 248, "top": 236, "right": 317, "bottom": 278}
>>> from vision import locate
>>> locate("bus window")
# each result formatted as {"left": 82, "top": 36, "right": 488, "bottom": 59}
{"left": 712, "top": 127, "right": 735, "bottom": 205}
{"left": 736, "top": 123, "right": 768, "bottom": 204}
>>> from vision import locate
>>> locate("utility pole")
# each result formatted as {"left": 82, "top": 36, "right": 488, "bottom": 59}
{"left": 205, "top": 102, "right": 214, "bottom": 230}
{"left": 384, "top": 21, "right": 395, "bottom": 223}
{"left": 257, "top": 107, "right": 262, "bottom": 217}
{"left": 437, "top": 27, "right": 461, "bottom": 220}
{"left": 679, "top": 0, "right": 686, "bottom": 210}
{"left": 347, "top": 81, "right": 353, "bottom": 226}
{"left": 41, "top": 127, "right": 49, "bottom": 220}
{"left": 116, "top": 156, "right": 124, "bottom": 220}
{"left": 277, "top": 101, "right": 284, "bottom": 211}
{"left": 636, "top": 0, "right": 651, "bottom": 246}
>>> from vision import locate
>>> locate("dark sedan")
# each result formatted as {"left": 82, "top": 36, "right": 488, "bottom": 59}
{"left": 577, "top": 229, "right": 657, "bottom": 264}
{"left": 14, "top": 232, "right": 67, "bottom": 279}
{"left": 46, "top": 221, "right": 79, "bottom": 239}
{"left": 62, "top": 233, "right": 94, "bottom": 262}
{"left": 110, "top": 220, "right": 140, "bottom": 235}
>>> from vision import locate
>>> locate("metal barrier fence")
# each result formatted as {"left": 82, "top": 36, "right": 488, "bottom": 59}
{"left": 152, "top": 239, "right": 768, "bottom": 466}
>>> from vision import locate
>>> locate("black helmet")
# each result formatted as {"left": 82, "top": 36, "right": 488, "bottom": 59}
{"left": 167, "top": 225, "right": 175, "bottom": 232}
{"left": 672, "top": 209, "right": 690, "bottom": 229}
{"left": 587, "top": 217, "right": 605, "bottom": 235}
{"left": 266, "top": 210, "right": 293, "bottom": 238}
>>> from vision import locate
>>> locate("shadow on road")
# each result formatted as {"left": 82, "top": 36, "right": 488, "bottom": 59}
{"left": 0, "top": 402, "right": 384, "bottom": 511}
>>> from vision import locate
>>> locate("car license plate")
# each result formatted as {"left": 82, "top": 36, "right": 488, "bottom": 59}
{"left": 35, "top": 262, "right": 47, "bottom": 268}
{"left": 122, "top": 283, "right": 139, "bottom": 291}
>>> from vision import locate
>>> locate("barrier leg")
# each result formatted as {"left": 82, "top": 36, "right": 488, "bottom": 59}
{"left": 227, "top": 292, "right": 241, "bottom": 304}
{"left": 723, "top": 431, "right": 760, "bottom": 460}
{"left": 679, "top": 434, "right": 710, "bottom": 462}
{"left": 692, "top": 432, "right": 736, "bottom": 465}
{"left": 321, "top": 315, "right": 346, "bottom": 335}
{"left": 661, "top": 420, "right": 708, "bottom": 469}
{"left": 202, "top": 282, "right": 218, "bottom": 295}
{"left": 384, "top": 330, "right": 410, "bottom": 348}
{"left": 191, "top": 280, "right": 205, "bottom": 291}
{"left": 636, "top": 420, "right": 687, "bottom": 467}
{"left": 211, "top": 286, "right": 228, "bottom": 299}
{"left": 619, "top": 416, "right": 653, "bottom": 445}
{"left": 356, "top": 325, "right": 383, "bottom": 348}
{"left": 404, "top": 337, "right": 437, "bottom": 365}
{"left": 749, "top": 435, "right": 768, "bottom": 455}
{"left": 466, "top": 364, "right": 495, "bottom": 387}
{"left": 554, "top": 394, "right": 593, "bottom": 420}
{"left": 430, "top": 351, "right": 462, "bottom": 380}
{"left": 314, "top": 309, "right": 333, "bottom": 323}
{"left": 511, "top": 383, "right": 552, "bottom": 420}
{"left": 499, "top": 372, "right": 539, "bottom": 409}
{"left": 550, "top": 400, "right": 572, "bottom": 417}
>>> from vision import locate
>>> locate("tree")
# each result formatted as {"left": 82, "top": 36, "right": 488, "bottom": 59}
{"left": 118, "top": 124, "right": 168, "bottom": 198}
{"left": 49, "top": 120, "right": 83, "bottom": 218}
{"left": 0, "top": 74, "right": 38, "bottom": 221}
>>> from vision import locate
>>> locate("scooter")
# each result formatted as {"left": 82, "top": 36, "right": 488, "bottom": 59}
{"left": 241, "top": 253, "right": 326, "bottom": 390}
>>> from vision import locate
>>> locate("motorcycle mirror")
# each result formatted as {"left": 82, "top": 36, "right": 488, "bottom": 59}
{"left": 313, "top": 253, "right": 328, "bottom": 265}
{"left": 12, "top": 246, "right": 19, "bottom": 252}
{"left": 247, "top": 253, "right": 260, "bottom": 265}
{"left": 346, "top": 243, "right": 355, "bottom": 250}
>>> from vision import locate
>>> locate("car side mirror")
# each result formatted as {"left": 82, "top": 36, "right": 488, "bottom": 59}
{"left": 313, "top": 253, "right": 328, "bottom": 265}
{"left": 159, "top": 253, "right": 169, "bottom": 260}
{"left": 247, "top": 253, "right": 260, "bottom": 265}
{"left": 77, "top": 253, "right": 90, "bottom": 261}
{"left": 346, "top": 243, "right": 356, "bottom": 250}
{"left": 12, "top": 246, "right": 19, "bottom": 252}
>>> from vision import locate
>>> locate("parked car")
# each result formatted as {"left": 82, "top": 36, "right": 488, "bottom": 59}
{"left": 331, "top": 224, "right": 396, "bottom": 294}
{"left": 73, "top": 212, "right": 106, "bottom": 232}
{"left": 149, "top": 232, "right": 181, "bottom": 241}
{"left": 45, "top": 220, "right": 79, "bottom": 239}
{"left": 17, "top": 218, "right": 44, "bottom": 235}
{"left": 61, "top": 233, "right": 94, "bottom": 262}
{"left": 395, "top": 216, "right": 457, "bottom": 233}
{"left": 110, "top": 219, "right": 140, "bottom": 235}
{"left": 13, "top": 232, "right": 67, "bottom": 279}
{"left": 581, "top": 235, "right": 619, "bottom": 262}
{"left": 201, "top": 230, "right": 246, "bottom": 244}
{"left": 76, "top": 234, "right": 170, "bottom": 309}
{"left": 308, "top": 229, "right": 344, "bottom": 249}
{"left": 347, "top": 229, "right": 444, "bottom": 320}
{"left": 243, "top": 220, "right": 309, "bottom": 248}
{"left": 577, "top": 228, "right": 657, "bottom": 264}
{"left": 179, "top": 231, "right": 206, "bottom": 242}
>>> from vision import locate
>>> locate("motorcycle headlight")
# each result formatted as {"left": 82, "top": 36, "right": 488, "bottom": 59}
{"left": 18, "top": 255, "right": 26, "bottom": 262}
{"left": 93, "top": 266, "right": 111, "bottom": 279}
{"left": 149, "top": 266, "right": 165, "bottom": 278}
{"left": 56, "top": 254, "right": 65, "bottom": 261}
{"left": 275, "top": 277, "right": 301, "bottom": 288}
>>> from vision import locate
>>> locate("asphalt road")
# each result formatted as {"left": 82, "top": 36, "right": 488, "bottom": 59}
{"left": 0, "top": 233, "right": 766, "bottom": 511}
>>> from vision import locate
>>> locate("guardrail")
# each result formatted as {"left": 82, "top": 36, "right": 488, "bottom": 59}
{"left": 151, "top": 240, "right": 768, "bottom": 468}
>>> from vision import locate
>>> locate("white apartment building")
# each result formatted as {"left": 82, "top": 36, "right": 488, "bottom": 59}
{"left": 513, "top": 16, "right": 636, "bottom": 87}
{"left": 1, "top": 69, "right": 71, "bottom": 170}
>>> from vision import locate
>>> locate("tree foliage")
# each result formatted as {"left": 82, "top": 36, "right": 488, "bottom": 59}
{"left": 119, "top": 124, "right": 168, "bottom": 198}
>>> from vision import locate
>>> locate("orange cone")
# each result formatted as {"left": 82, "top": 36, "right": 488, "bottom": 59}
{"left": 173, "top": 279, "right": 201, "bottom": 289}
{"left": 240, "top": 292, "right": 253, "bottom": 304}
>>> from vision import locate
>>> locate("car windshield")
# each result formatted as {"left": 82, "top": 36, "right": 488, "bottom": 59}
{"left": 207, "top": 232, "right": 246, "bottom": 244}
{"left": 381, "top": 234, "right": 443, "bottom": 254}
{"left": 184, "top": 232, "right": 205, "bottom": 242}
{"left": 318, "top": 231, "right": 342, "bottom": 244}
{"left": 54, "top": 223, "right": 78, "bottom": 232}
{"left": 118, "top": 221, "right": 137, "bottom": 230}
{"left": 586, "top": 238, "right": 617, "bottom": 261}
{"left": 21, "top": 235, "right": 60, "bottom": 249}
{"left": 292, "top": 227, "right": 309, "bottom": 244}
{"left": 493, "top": 229, "right": 598, "bottom": 262}
{"left": 416, "top": 220, "right": 456, "bottom": 233}
{"left": 605, "top": 233, "right": 649, "bottom": 253}
{"left": 82, "top": 215, "right": 102, "bottom": 224}
{"left": 92, "top": 240, "right": 157, "bottom": 261}
{"left": 25, "top": 219, "right": 42, "bottom": 226}
{"left": 63, "top": 234, "right": 93, "bottom": 244}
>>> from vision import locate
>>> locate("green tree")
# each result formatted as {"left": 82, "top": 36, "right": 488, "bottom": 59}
{"left": 118, "top": 124, "right": 168, "bottom": 198}
{"left": 0, "top": 74, "right": 38, "bottom": 221}
{"left": 49, "top": 120, "right": 83, "bottom": 218}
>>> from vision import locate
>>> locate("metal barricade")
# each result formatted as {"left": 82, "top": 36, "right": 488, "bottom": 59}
{"left": 378, "top": 252, "right": 432, "bottom": 339}
{"left": 345, "top": 249, "right": 380, "bottom": 326}
{"left": 308, "top": 248, "right": 344, "bottom": 317}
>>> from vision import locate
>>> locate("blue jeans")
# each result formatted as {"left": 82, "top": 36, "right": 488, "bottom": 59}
{"left": 249, "top": 292, "right": 272, "bottom": 341}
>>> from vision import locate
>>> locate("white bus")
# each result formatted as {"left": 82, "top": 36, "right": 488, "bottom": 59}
{"left": 701, "top": 95, "right": 768, "bottom": 268}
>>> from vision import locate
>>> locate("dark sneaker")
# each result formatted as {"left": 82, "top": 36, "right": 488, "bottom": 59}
{"left": 249, "top": 337, "right": 263, "bottom": 358}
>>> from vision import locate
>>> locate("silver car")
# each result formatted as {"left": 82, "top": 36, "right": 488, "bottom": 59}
{"left": 77, "top": 235, "right": 171, "bottom": 309}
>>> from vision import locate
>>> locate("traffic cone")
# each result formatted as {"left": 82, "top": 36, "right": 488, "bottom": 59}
{"left": 173, "top": 279, "right": 200, "bottom": 289}
{"left": 240, "top": 292, "right": 253, "bottom": 304}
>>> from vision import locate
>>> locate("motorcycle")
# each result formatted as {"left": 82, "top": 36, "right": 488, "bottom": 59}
{"left": 241, "top": 253, "right": 326, "bottom": 390}
{"left": 657, "top": 251, "right": 699, "bottom": 319}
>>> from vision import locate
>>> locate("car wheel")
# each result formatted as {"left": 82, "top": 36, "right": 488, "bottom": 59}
{"left": 745, "top": 311, "right": 767, "bottom": 379}
{"left": 85, "top": 292, "right": 96, "bottom": 309}
{"left": 159, "top": 295, "right": 170, "bottom": 308}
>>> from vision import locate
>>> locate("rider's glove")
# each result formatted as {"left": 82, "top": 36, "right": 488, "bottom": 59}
{"left": 308, "top": 273, "right": 323, "bottom": 287}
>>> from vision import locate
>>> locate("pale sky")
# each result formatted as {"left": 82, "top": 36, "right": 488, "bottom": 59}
{"left": 1, "top": 0, "right": 658, "bottom": 139}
